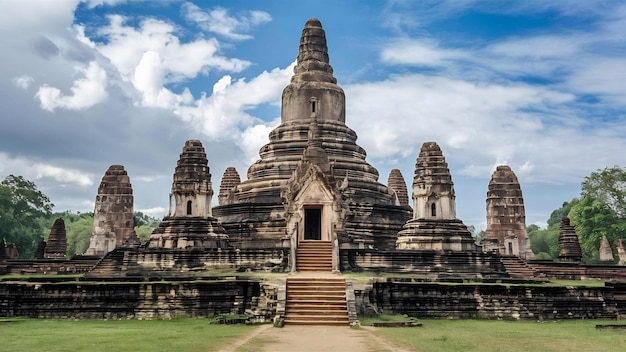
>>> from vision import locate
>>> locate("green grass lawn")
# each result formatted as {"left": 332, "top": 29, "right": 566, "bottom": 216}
{"left": 360, "top": 316, "right": 626, "bottom": 352}
{"left": 0, "top": 318, "right": 256, "bottom": 352}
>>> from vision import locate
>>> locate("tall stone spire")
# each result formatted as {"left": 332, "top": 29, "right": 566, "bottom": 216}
{"left": 85, "top": 165, "right": 135, "bottom": 256}
{"left": 149, "top": 140, "right": 227, "bottom": 249}
{"left": 169, "top": 140, "right": 213, "bottom": 218}
{"left": 396, "top": 142, "right": 476, "bottom": 251}
{"left": 387, "top": 169, "right": 410, "bottom": 207}
{"left": 558, "top": 217, "right": 582, "bottom": 262}
{"left": 281, "top": 18, "right": 345, "bottom": 124}
{"left": 44, "top": 218, "right": 67, "bottom": 259}
{"left": 218, "top": 167, "right": 241, "bottom": 206}
{"left": 482, "top": 165, "right": 533, "bottom": 259}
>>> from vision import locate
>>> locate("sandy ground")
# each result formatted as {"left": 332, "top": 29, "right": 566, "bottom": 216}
{"left": 219, "top": 324, "right": 411, "bottom": 352}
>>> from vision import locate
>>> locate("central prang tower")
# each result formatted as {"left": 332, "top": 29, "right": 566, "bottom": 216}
{"left": 214, "top": 18, "right": 411, "bottom": 252}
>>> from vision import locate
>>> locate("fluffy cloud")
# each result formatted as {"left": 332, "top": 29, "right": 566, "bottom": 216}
{"left": 30, "top": 164, "right": 93, "bottom": 187}
{"left": 182, "top": 2, "right": 271, "bottom": 40}
{"left": 176, "top": 64, "right": 293, "bottom": 142}
{"left": 0, "top": 152, "right": 93, "bottom": 187}
{"left": 36, "top": 61, "right": 108, "bottom": 111}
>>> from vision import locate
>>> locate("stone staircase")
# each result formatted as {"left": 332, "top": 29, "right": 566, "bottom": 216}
{"left": 84, "top": 248, "right": 126, "bottom": 278}
{"left": 296, "top": 240, "right": 332, "bottom": 272}
{"left": 500, "top": 256, "right": 537, "bottom": 279}
{"left": 284, "top": 277, "right": 349, "bottom": 325}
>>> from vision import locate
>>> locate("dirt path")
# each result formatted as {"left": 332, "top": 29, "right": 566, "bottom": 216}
{"left": 219, "top": 325, "right": 411, "bottom": 352}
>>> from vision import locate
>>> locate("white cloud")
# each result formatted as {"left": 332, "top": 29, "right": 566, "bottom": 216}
{"left": 345, "top": 73, "right": 626, "bottom": 185}
{"left": 381, "top": 38, "right": 464, "bottom": 66}
{"left": 36, "top": 61, "right": 108, "bottom": 111}
{"left": 0, "top": 152, "right": 93, "bottom": 187}
{"left": 240, "top": 117, "right": 281, "bottom": 163}
{"left": 176, "top": 64, "right": 294, "bottom": 141}
{"left": 30, "top": 164, "right": 93, "bottom": 187}
{"left": 181, "top": 2, "right": 271, "bottom": 40}
{"left": 12, "top": 75, "right": 34, "bottom": 90}
{"left": 85, "top": 0, "right": 127, "bottom": 8}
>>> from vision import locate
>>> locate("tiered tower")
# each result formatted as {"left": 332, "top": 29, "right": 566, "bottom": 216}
{"left": 217, "top": 167, "right": 241, "bottom": 206}
{"left": 558, "top": 217, "right": 582, "bottom": 262}
{"left": 396, "top": 142, "right": 476, "bottom": 251}
{"left": 214, "top": 19, "right": 410, "bottom": 250}
{"left": 148, "top": 140, "right": 227, "bottom": 249}
{"left": 85, "top": 165, "right": 135, "bottom": 256}
{"left": 44, "top": 218, "right": 67, "bottom": 259}
{"left": 387, "top": 169, "right": 410, "bottom": 207}
{"left": 482, "top": 165, "right": 533, "bottom": 259}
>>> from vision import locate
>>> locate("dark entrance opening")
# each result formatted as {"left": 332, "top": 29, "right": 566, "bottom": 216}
{"left": 304, "top": 208, "right": 322, "bottom": 240}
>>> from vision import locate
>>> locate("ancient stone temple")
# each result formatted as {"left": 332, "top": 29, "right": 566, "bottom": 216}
{"left": 148, "top": 140, "right": 227, "bottom": 249}
{"left": 558, "top": 217, "right": 582, "bottom": 262}
{"left": 482, "top": 165, "right": 533, "bottom": 259}
{"left": 85, "top": 165, "right": 135, "bottom": 256}
{"left": 396, "top": 142, "right": 476, "bottom": 251}
{"left": 213, "top": 18, "right": 411, "bottom": 252}
{"left": 44, "top": 218, "right": 67, "bottom": 259}
{"left": 387, "top": 169, "right": 410, "bottom": 207}
{"left": 599, "top": 235, "right": 614, "bottom": 263}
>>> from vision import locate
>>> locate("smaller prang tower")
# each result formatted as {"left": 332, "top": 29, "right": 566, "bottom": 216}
{"left": 558, "top": 217, "right": 582, "bottom": 262}
{"left": 85, "top": 165, "right": 135, "bottom": 256}
{"left": 44, "top": 218, "right": 67, "bottom": 259}
{"left": 396, "top": 142, "right": 476, "bottom": 251}
{"left": 482, "top": 165, "right": 533, "bottom": 259}
{"left": 148, "top": 140, "right": 227, "bottom": 249}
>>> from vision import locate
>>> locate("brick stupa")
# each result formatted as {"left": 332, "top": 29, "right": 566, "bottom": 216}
{"left": 148, "top": 140, "right": 227, "bottom": 249}
{"left": 558, "top": 217, "right": 582, "bottom": 262}
{"left": 482, "top": 165, "right": 533, "bottom": 259}
{"left": 217, "top": 167, "right": 241, "bottom": 206}
{"left": 85, "top": 165, "right": 135, "bottom": 256}
{"left": 387, "top": 168, "right": 410, "bottom": 207}
{"left": 396, "top": 142, "right": 476, "bottom": 251}
{"left": 44, "top": 218, "right": 67, "bottom": 259}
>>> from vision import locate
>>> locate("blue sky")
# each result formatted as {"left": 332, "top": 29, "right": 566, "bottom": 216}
{"left": 1, "top": 0, "right": 625, "bottom": 231}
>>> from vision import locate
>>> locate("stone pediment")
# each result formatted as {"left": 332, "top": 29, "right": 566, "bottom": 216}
{"left": 282, "top": 160, "right": 338, "bottom": 207}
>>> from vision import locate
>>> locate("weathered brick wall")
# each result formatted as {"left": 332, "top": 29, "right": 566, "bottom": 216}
{"left": 0, "top": 258, "right": 99, "bottom": 275}
{"left": 358, "top": 280, "right": 626, "bottom": 320}
{"left": 341, "top": 249, "right": 506, "bottom": 279}
{"left": 0, "top": 280, "right": 263, "bottom": 319}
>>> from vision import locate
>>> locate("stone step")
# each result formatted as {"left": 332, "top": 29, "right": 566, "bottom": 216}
{"left": 284, "top": 277, "right": 349, "bottom": 326}
{"left": 283, "top": 318, "right": 349, "bottom": 326}
{"left": 296, "top": 266, "right": 333, "bottom": 272}
{"left": 288, "top": 286, "right": 345, "bottom": 292}
{"left": 287, "top": 293, "right": 346, "bottom": 304}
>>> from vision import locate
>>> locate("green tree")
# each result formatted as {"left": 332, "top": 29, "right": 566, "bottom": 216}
{"left": 133, "top": 211, "right": 160, "bottom": 243}
{"left": 528, "top": 199, "right": 579, "bottom": 260}
{"left": 581, "top": 166, "right": 626, "bottom": 218}
{"left": 569, "top": 196, "right": 626, "bottom": 263}
{"left": 64, "top": 212, "right": 94, "bottom": 257}
{"left": 0, "top": 175, "right": 54, "bottom": 258}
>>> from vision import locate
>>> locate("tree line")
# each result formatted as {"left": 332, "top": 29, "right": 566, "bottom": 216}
{"left": 0, "top": 175, "right": 160, "bottom": 259}
{"left": 529, "top": 166, "right": 626, "bottom": 263}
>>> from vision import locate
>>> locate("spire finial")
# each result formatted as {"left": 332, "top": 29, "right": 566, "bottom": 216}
{"left": 293, "top": 18, "right": 336, "bottom": 84}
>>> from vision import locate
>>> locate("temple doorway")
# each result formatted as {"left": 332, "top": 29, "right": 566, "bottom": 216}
{"left": 304, "top": 208, "right": 322, "bottom": 240}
